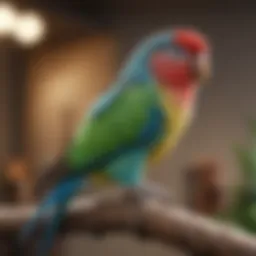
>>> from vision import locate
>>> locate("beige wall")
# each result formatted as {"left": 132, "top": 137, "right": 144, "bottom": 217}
{"left": 26, "top": 35, "right": 118, "bottom": 172}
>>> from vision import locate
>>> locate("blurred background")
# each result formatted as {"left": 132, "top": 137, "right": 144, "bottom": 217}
{"left": 0, "top": 0, "right": 256, "bottom": 255}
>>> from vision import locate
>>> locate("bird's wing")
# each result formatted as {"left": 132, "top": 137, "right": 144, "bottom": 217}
{"left": 65, "top": 84, "right": 165, "bottom": 173}
{"left": 36, "top": 84, "right": 165, "bottom": 195}
{"left": 88, "top": 83, "right": 124, "bottom": 117}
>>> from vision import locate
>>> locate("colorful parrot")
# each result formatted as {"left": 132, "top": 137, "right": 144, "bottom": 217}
{"left": 19, "top": 28, "right": 212, "bottom": 255}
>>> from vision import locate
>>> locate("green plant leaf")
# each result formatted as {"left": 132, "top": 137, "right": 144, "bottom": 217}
{"left": 248, "top": 119, "right": 256, "bottom": 139}
{"left": 226, "top": 120, "right": 256, "bottom": 233}
{"left": 234, "top": 146, "right": 254, "bottom": 177}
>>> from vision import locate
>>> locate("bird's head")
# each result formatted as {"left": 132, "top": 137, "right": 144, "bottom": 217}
{"left": 148, "top": 28, "right": 212, "bottom": 102}
{"left": 120, "top": 28, "right": 211, "bottom": 105}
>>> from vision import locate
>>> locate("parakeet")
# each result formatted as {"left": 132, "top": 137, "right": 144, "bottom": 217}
{"left": 19, "top": 28, "right": 212, "bottom": 255}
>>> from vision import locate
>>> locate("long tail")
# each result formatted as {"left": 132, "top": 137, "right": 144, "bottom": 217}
{"left": 19, "top": 175, "right": 85, "bottom": 256}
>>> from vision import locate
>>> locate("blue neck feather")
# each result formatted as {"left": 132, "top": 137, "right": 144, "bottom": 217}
{"left": 88, "top": 31, "right": 177, "bottom": 117}
{"left": 117, "top": 32, "right": 174, "bottom": 85}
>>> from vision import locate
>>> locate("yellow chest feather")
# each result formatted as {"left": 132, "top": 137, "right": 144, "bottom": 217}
{"left": 149, "top": 92, "right": 194, "bottom": 164}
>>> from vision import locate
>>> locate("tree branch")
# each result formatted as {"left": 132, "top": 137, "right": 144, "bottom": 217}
{"left": 0, "top": 189, "right": 256, "bottom": 255}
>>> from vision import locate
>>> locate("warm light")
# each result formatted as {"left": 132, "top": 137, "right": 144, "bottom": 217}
{"left": 0, "top": 2, "right": 17, "bottom": 36}
{"left": 13, "top": 11, "right": 46, "bottom": 46}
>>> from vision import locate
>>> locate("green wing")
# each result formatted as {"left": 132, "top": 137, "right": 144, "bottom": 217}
{"left": 65, "top": 85, "right": 160, "bottom": 171}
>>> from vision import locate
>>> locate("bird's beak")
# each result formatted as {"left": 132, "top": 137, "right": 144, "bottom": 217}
{"left": 194, "top": 52, "right": 212, "bottom": 84}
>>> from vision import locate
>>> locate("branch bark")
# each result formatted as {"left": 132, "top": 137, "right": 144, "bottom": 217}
{"left": 0, "top": 189, "right": 256, "bottom": 256}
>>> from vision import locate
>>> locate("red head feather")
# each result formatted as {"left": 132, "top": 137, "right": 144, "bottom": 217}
{"left": 151, "top": 29, "right": 211, "bottom": 105}
{"left": 174, "top": 29, "right": 209, "bottom": 54}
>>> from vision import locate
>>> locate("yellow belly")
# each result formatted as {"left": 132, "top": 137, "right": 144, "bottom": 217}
{"left": 149, "top": 92, "right": 193, "bottom": 164}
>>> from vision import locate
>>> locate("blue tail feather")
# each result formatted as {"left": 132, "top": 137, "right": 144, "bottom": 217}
{"left": 19, "top": 175, "right": 85, "bottom": 256}
{"left": 20, "top": 189, "right": 58, "bottom": 242}
{"left": 37, "top": 203, "right": 67, "bottom": 256}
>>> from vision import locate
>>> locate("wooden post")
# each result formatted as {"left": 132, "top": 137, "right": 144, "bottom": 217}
{"left": 184, "top": 159, "right": 224, "bottom": 216}
{"left": 184, "top": 159, "right": 226, "bottom": 256}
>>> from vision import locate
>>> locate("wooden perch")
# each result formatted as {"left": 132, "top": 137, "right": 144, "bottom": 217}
{"left": 0, "top": 189, "right": 256, "bottom": 255}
